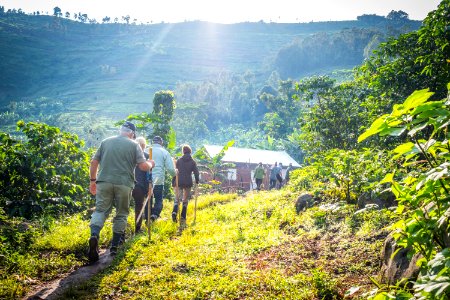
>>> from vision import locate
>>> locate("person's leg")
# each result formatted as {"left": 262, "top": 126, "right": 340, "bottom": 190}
{"left": 256, "top": 179, "right": 262, "bottom": 190}
{"left": 180, "top": 187, "right": 191, "bottom": 228}
{"left": 111, "top": 184, "right": 132, "bottom": 253}
{"left": 132, "top": 186, "right": 146, "bottom": 232}
{"left": 172, "top": 186, "right": 180, "bottom": 222}
{"left": 151, "top": 185, "right": 164, "bottom": 220}
{"left": 90, "top": 182, "right": 114, "bottom": 237}
{"left": 89, "top": 182, "right": 114, "bottom": 262}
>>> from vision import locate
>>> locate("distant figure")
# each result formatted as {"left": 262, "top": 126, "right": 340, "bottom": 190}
{"left": 132, "top": 137, "right": 151, "bottom": 233}
{"left": 277, "top": 163, "right": 283, "bottom": 189}
{"left": 253, "top": 162, "right": 265, "bottom": 191}
{"left": 88, "top": 122, "right": 154, "bottom": 262}
{"left": 149, "top": 136, "right": 176, "bottom": 221}
{"left": 171, "top": 144, "right": 199, "bottom": 228}
{"left": 269, "top": 162, "right": 280, "bottom": 190}
{"left": 285, "top": 163, "right": 293, "bottom": 185}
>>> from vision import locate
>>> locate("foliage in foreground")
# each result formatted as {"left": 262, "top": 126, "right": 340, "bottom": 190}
{"left": 0, "top": 121, "right": 91, "bottom": 219}
{"left": 359, "top": 86, "right": 450, "bottom": 299}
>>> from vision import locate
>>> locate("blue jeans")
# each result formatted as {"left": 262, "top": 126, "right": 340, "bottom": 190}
{"left": 151, "top": 185, "right": 164, "bottom": 218}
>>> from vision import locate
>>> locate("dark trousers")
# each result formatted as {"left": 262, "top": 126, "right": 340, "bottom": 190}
{"left": 269, "top": 179, "right": 277, "bottom": 190}
{"left": 132, "top": 185, "right": 148, "bottom": 232}
{"left": 151, "top": 185, "right": 164, "bottom": 218}
{"left": 276, "top": 174, "right": 283, "bottom": 189}
{"left": 255, "top": 178, "right": 263, "bottom": 190}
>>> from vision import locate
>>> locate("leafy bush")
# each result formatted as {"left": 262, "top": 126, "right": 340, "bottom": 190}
{"left": 289, "top": 148, "right": 391, "bottom": 203}
{"left": 0, "top": 121, "right": 91, "bottom": 219}
{"left": 359, "top": 86, "right": 450, "bottom": 298}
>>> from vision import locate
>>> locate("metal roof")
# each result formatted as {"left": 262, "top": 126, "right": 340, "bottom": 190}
{"left": 203, "top": 145, "right": 301, "bottom": 167}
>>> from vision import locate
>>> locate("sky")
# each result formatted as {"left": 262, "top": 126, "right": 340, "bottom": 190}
{"left": 1, "top": 0, "right": 441, "bottom": 24}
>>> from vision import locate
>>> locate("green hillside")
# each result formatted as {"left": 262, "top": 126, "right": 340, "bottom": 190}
{"left": 0, "top": 12, "right": 421, "bottom": 117}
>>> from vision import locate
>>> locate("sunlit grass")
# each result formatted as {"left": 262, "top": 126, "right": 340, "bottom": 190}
{"left": 1, "top": 190, "right": 396, "bottom": 299}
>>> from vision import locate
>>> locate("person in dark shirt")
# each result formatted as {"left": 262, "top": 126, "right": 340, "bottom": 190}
{"left": 133, "top": 137, "right": 151, "bottom": 233}
{"left": 172, "top": 144, "right": 199, "bottom": 228}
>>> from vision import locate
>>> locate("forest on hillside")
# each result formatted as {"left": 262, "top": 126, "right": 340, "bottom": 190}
{"left": 1, "top": 0, "right": 450, "bottom": 299}
{"left": 0, "top": 4, "right": 421, "bottom": 153}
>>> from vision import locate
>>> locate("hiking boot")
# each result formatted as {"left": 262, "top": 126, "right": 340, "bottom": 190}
{"left": 172, "top": 212, "right": 177, "bottom": 223}
{"left": 110, "top": 246, "right": 118, "bottom": 256}
{"left": 150, "top": 215, "right": 157, "bottom": 222}
{"left": 119, "top": 233, "right": 126, "bottom": 246}
{"left": 88, "top": 236, "right": 99, "bottom": 263}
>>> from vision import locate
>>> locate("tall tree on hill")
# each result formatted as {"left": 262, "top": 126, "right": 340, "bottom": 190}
{"left": 53, "top": 7, "right": 62, "bottom": 17}
{"left": 386, "top": 10, "right": 409, "bottom": 21}
{"left": 152, "top": 90, "right": 176, "bottom": 149}
{"left": 356, "top": 0, "right": 450, "bottom": 119}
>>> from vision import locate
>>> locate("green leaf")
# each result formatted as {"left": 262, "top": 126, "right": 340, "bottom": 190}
{"left": 403, "top": 89, "right": 434, "bottom": 111}
{"left": 380, "top": 172, "right": 394, "bottom": 184}
{"left": 393, "top": 142, "right": 415, "bottom": 156}
{"left": 358, "top": 114, "right": 389, "bottom": 142}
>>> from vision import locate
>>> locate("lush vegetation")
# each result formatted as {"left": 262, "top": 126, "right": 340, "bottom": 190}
{"left": 0, "top": 0, "right": 449, "bottom": 299}
{"left": 2, "top": 191, "right": 394, "bottom": 299}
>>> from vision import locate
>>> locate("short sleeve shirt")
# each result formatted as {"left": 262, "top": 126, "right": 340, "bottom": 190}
{"left": 93, "top": 135, "right": 146, "bottom": 188}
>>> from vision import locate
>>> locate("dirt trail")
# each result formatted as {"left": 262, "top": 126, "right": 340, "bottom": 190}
{"left": 24, "top": 249, "right": 113, "bottom": 300}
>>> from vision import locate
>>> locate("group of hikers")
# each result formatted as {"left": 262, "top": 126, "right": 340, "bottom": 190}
{"left": 86, "top": 121, "right": 294, "bottom": 263}
{"left": 87, "top": 121, "right": 199, "bottom": 263}
{"left": 253, "top": 161, "right": 293, "bottom": 191}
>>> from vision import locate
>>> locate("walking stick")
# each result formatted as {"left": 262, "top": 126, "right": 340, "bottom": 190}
{"left": 148, "top": 148, "right": 153, "bottom": 242}
{"left": 173, "top": 158, "right": 183, "bottom": 233}
{"left": 193, "top": 184, "right": 198, "bottom": 225}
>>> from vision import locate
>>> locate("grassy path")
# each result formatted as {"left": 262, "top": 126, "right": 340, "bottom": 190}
{"left": 53, "top": 191, "right": 391, "bottom": 299}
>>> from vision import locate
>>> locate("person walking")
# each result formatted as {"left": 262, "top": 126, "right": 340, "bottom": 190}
{"left": 171, "top": 145, "right": 199, "bottom": 228}
{"left": 285, "top": 163, "right": 293, "bottom": 185}
{"left": 277, "top": 162, "right": 284, "bottom": 189}
{"left": 253, "top": 162, "right": 265, "bottom": 191}
{"left": 132, "top": 137, "right": 151, "bottom": 233}
{"left": 88, "top": 122, "right": 155, "bottom": 262}
{"left": 149, "top": 136, "right": 176, "bottom": 221}
{"left": 269, "top": 162, "right": 280, "bottom": 190}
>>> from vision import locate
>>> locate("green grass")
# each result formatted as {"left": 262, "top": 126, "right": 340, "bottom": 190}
{"left": 66, "top": 191, "right": 393, "bottom": 299}
{"left": 0, "top": 190, "right": 395, "bottom": 299}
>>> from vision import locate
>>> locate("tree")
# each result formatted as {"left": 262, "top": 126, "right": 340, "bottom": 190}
{"left": 296, "top": 80, "right": 370, "bottom": 154}
{"left": 194, "top": 140, "right": 235, "bottom": 182}
{"left": 53, "top": 6, "right": 62, "bottom": 17}
{"left": 122, "top": 15, "right": 130, "bottom": 24}
{"left": 356, "top": 0, "right": 450, "bottom": 118}
{"left": 102, "top": 16, "right": 110, "bottom": 23}
{"left": 386, "top": 10, "right": 409, "bottom": 21}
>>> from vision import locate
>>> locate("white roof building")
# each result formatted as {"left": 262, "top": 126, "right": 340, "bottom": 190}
{"left": 203, "top": 145, "right": 301, "bottom": 167}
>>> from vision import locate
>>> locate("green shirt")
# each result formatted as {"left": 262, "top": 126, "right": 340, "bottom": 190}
{"left": 254, "top": 166, "right": 265, "bottom": 179}
{"left": 93, "top": 135, "right": 146, "bottom": 188}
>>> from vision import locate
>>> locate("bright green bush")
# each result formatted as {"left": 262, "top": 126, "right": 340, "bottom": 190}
{"left": 0, "top": 121, "right": 91, "bottom": 219}
{"left": 359, "top": 87, "right": 450, "bottom": 298}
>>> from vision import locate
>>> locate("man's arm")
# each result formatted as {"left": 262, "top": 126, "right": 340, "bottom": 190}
{"left": 138, "top": 160, "right": 155, "bottom": 172}
{"left": 89, "top": 159, "right": 99, "bottom": 195}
